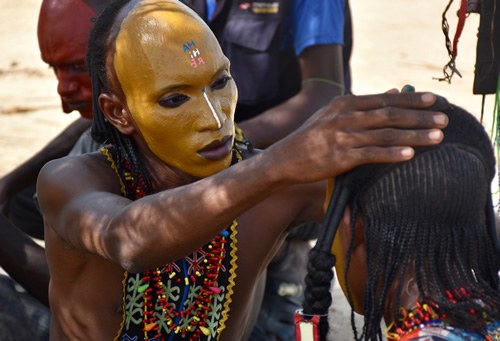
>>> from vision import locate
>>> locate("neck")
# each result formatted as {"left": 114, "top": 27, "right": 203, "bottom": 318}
{"left": 386, "top": 299, "right": 441, "bottom": 341}
{"left": 384, "top": 273, "right": 420, "bottom": 325}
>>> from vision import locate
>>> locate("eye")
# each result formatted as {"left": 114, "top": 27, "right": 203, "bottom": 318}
{"left": 159, "top": 94, "right": 190, "bottom": 108}
{"left": 49, "top": 63, "right": 88, "bottom": 75}
{"left": 210, "top": 76, "right": 232, "bottom": 90}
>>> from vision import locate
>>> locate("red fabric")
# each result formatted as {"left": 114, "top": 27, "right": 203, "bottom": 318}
{"left": 452, "top": 0, "right": 468, "bottom": 58}
{"left": 294, "top": 311, "right": 321, "bottom": 341}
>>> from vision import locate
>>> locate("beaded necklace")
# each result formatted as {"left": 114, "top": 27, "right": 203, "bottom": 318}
{"left": 386, "top": 296, "right": 500, "bottom": 341}
{"left": 135, "top": 221, "right": 238, "bottom": 340}
{"left": 102, "top": 145, "right": 244, "bottom": 341}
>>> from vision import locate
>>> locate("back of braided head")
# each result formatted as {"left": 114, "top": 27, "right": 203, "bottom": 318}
{"left": 305, "top": 97, "right": 500, "bottom": 340}
{"left": 354, "top": 101, "right": 498, "bottom": 339}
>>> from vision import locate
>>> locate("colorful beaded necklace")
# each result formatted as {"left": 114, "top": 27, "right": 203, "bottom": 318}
{"left": 102, "top": 145, "right": 243, "bottom": 341}
{"left": 386, "top": 292, "right": 500, "bottom": 341}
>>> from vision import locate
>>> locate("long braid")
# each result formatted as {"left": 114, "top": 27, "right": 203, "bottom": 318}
{"left": 345, "top": 206, "right": 361, "bottom": 340}
{"left": 302, "top": 246, "right": 336, "bottom": 339}
{"left": 87, "top": 0, "right": 153, "bottom": 194}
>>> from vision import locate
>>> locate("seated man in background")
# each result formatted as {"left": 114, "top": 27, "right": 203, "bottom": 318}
{"left": 325, "top": 99, "right": 500, "bottom": 340}
{"left": 0, "top": 1, "right": 111, "bottom": 340}
{"left": 0, "top": 0, "right": 108, "bottom": 239}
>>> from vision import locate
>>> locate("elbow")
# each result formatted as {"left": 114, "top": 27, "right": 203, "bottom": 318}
{"left": 112, "top": 241, "right": 152, "bottom": 274}
{"left": 121, "top": 260, "right": 145, "bottom": 274}
{"left": 105, "top": 227, "right": 153, "bottom": 274}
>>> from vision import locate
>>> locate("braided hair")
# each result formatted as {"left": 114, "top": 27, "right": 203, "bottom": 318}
{"left": 86, "top": 0, "right": 153, "bottom": 197}
{"left": 352, "top": 103, "right": 499, "bottom": 340}
{"left": 305, "top": 99, "right": 500, "bottom": 340}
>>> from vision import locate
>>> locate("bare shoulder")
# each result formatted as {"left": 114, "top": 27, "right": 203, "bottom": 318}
{"left": 38, "top": 151, "right": 118, "bottom": 193}
{"left": 36, "top": 151, "right": 121, "bottom": 216}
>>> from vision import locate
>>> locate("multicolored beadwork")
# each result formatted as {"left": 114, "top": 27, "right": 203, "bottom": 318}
{"left": 137, "top": 221, "right": 237, "bottom": 340}
{"left": 101, "top": 145, "right": 244, "bottom": 340}
{"left": 386, "top": 291, "right": 500, "bottom": 341}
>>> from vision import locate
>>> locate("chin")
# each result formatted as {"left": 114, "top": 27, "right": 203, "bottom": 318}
{"left": 190, "top": 159, "right": 232, "bottom": 178}
{"left": 79, "top": 110, "right": 93, "bottom": 120}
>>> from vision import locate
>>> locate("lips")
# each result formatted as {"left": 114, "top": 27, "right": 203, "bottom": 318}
{"left": 62, "top": 100, "right": 90, "bottom": 113}
{"left": 198, "top": 135, "right": 233, "bottom": 160}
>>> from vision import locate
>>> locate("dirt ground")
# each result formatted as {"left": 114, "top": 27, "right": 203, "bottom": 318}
{"left": 0, "top": 1, "right": 495, "bottom": 340}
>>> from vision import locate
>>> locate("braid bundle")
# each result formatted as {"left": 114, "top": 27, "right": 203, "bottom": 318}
{"left": 302, "top": 246, "right": 335, "bottom": 340}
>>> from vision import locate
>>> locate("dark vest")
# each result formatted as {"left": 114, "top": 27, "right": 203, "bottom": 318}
{"left": 183, "top": 0, "right": 301, "bottom": 122}
{"left": 473, "top": 0, "right": 500, "bottom": 95}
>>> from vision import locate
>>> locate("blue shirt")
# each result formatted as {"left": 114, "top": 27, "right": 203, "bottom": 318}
{"left": 203, "top": 0, "right": 345, "bottom": 56}
{"left": 287, "top": 0, "right": 345, "bottom": 55}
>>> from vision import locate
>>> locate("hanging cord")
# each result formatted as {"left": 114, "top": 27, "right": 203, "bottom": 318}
{"left": 434, "top": 0, "right": 467, "bottom": 83}
{"left": 481, "top": 95, "right": 486, "bottom": 123}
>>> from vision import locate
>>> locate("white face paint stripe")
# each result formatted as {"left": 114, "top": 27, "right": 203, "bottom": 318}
{"left": 202, "top": 88, "right": 222, "bottom": 129}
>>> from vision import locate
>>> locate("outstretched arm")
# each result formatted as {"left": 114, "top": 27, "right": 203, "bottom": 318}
{"left": 238, "top": 44, "right": 344, "bottom": 148}
{"left": 38, "top": 92, "right": 448, "bottom": 274}
{"left": 0, "top": 214, "right": 49, "bottom": 306}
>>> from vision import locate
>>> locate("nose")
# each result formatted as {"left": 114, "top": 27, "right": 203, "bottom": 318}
{"left": 201, "top": 88, "right": 224, "bottom": 130}
{"left": 56, "top": 71, "right": 79, "bottom": 97}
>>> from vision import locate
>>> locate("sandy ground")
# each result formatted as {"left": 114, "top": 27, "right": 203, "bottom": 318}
{"left": 0, "top": 1, "right": 495, "bottom": 340}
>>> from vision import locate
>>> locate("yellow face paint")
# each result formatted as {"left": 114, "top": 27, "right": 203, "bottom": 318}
{"left": 113, "top": 0, "right": 237, "bottom": 178}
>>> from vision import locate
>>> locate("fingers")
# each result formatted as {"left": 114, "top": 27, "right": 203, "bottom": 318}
{"left": 331, "top": 127, "right": 444, "bottom": 174}
{"left": 345, "top": 128, "right": 444, "bottom": 148}
{"left": 334, "top": 92, "right": 437, "bottom": 111}
{"left": 340, "top": 146, "right": 417, "bottom": 171}
{"left": 345, "top": 107, "right": 448, "bottom": 130}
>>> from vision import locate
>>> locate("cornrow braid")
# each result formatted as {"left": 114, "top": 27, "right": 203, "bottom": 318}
{"left": 87, "top": 0, "right": 153, "bottom": 195}
{"left": 305, "top": 99, "right": 500, "bottom": 340}
{"left": 354, "top": 145, "right": 500, "bottom": 340}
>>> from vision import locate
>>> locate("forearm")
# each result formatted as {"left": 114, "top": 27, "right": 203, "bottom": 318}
{"left": 238, "top": 44, "right": 345, "bottom": 148}
{"left": 238, "top": 84, "right": 343, "bottom": 147}
{"left": 0, "top": 214, "right": 49, "bottom": 305}
{"left": 106, "top": 150, "right": 287, "bottom": 272}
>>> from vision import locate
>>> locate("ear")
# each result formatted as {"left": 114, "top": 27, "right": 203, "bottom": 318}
{"left": 337, "top": 205, "right": 365, "bottom": 249}
{"left": 331, "top": 204, "right": 367, "bottom": 313}
{"left": 98, "top": 93, "right": 135, "bottom": 136}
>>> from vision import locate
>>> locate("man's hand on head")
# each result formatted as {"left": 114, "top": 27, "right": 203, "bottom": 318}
{"left": 265, "top": 92, "right": 449, "bottom": 184}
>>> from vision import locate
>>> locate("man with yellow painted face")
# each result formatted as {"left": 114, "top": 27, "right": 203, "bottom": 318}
{"left": 37, "top": 0, "right": 449, "bottom": 339}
